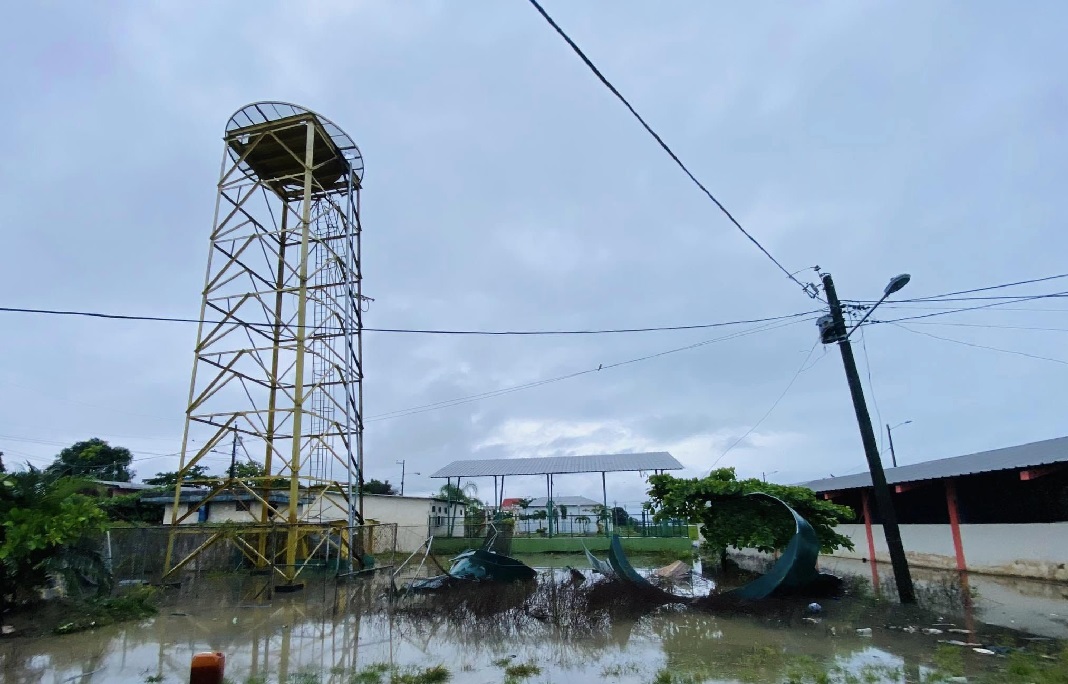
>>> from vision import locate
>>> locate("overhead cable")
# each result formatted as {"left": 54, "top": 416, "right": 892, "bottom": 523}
{"left": 710, "top": 340, "right": 821, "bottom": 469}
{"left": 0, "top": 304, "right": 822, "bottom": 336}
{"left": 845, "top": 272, "right": 1068, "bottom": 305}
{"left": 368, "top": 316, "right": 815, "bottom": 422}
{"left": 891, "top": 323, "right": 1068, "bottom": 366}
{"left": 524, "top": 0, "right": 819, "bottom": 300}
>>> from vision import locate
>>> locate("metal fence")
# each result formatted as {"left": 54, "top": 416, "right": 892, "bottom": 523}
{"left": 428, "top": 513, "right": 690, "bottom": 541}
{"left": 102, "top": 523, "right": 397, "bottom": 584}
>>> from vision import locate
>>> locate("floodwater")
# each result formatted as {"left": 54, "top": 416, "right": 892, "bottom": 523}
{"left": 0, "top": 554, "right": 1063, "bottom": 684}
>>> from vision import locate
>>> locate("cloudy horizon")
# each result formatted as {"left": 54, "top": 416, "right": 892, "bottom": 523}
{"left": 3, "top": 1, "right": 1066, "bottom": 510}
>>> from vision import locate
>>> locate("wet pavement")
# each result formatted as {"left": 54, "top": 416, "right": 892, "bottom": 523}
{"left": 0, "top": 554, "right": 1064, "bottom": 683}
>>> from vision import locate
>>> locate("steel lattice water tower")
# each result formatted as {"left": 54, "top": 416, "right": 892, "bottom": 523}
{"left": 163, "top": 102, "right": 367, "bottom": 587}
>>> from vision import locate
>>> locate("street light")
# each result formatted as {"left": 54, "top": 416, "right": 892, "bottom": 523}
{"left": 820, "top": 271, "right": 917, "bottom": 604}
{"left": 886, "top": 420, "right": 912, "bottom": 468}
{"left": 762, "top": 470, "right": 779, "bottom": 483}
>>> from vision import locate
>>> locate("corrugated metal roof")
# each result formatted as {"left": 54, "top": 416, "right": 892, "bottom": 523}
{"left": 430, "top": 452, "right": 683, "bottom": 478}
{"left": 526, "top": 495, "right": 602, "bottom": 508}
{"left": 802, "top": 436, "right": 1068, "bottom": 493}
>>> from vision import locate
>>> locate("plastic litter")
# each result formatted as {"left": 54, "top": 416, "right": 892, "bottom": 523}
{"left": 806, "top": 602, "right": 822, "bottom": 614}
{"left": 972, "top": 648, "right": 995, "bottom": 656}
{"left": 922, "top": 628, "right": 944, "bottom": 635}
{"left": 856, "top": 628, "right": 873, "bottom": 637}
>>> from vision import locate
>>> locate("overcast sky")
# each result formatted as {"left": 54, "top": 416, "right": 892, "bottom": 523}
{"left": 2, "top": 1, "right": 1066, "bottom": 509}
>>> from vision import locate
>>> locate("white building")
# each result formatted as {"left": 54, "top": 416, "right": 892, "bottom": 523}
{"left": 519, "top": 495, "right": 604, "bottom": 535}
{"left": 148, "top": 490, "right": 293, "bottom": 525}
{"left": 150, "top": 490, "right": 466, "bottom": 553}
{"left": 311, "top": 493, "right": 466, "bottom": 552}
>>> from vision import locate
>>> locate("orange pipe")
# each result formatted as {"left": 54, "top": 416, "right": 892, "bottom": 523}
{"left": 190, "top": 652, "right": 226, "bottom": 684}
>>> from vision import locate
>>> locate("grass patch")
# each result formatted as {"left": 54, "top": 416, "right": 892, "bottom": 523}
{"left": 931, "top": 644, "right": 965, "bottom": 678}
{"left": 492, "top": 657, "right": 514, "bottom": 668}
{"left": 985, "top": 646, "right": 1068, "bottom": 684}
{"left": 601, "top": 662, "right": 642, "bottom": 677}
{"left": 350, "top": 663, "right": 390, "bottom": 684}
{"left": 391, "top": 664, "right": 451, "bottom": 684}
{"left": 53, "top": 586, "right": 157, "bottom": 635}
{"left": 650, "top": 670, "right": 702, "bottom": 684}
{"left": 503, "top": 662, "right": 541, "bottom": 679}
{"left": 286, "top": 670, "right": 322, "bottom": 684}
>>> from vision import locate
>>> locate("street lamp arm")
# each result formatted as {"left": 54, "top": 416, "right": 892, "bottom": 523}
{"left": 845, "top": 293, "right": 888, "bottom": 338}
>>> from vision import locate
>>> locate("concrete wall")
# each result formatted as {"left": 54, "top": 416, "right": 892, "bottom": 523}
{"left": 161, "top": 501, "right": 273, "bottom": 525}
{"left": 827, "top": 522, "right": 1068, "bottom": 581}
{"left": 310, "top": 494, "right": 466, "bottom": 552}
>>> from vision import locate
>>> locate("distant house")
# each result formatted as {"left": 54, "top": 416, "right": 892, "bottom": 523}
{"left": 146, "top": 489, "right": 466, "bottom": 552}
{"left": 520, "top": 495, "right": 605, "bottom": 535}
{"left": 144, "top": 490, "right": 292, "bottom": 525}
{"left": 499, "top": 497, "right": 525, "bottom": 512}
{"left": 93, "top": 480, "right": 158, "bottom": 498}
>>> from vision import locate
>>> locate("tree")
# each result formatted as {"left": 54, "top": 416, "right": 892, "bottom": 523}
{"left": 364, "top": 479, "right": 396, "bottom": 495}
{"left": 144, "top": 464, "right": 213, "bottom": 487}
{"left": 47, "top": 438, "right": 134, "bottom": 482}
{"left": 0, "top": 467, "right": 111, "bottom": 624}
{"left": 647, "top": 469, "right": 855, "bottom": 565}
{"left": 574, "top": 514, "right": 592, "bottom": 533}
{"left": 229, "top": 461, "right": 287, "bottom": 489}
{"left": 438, "top": 481, "right": 480, "bottom": 506}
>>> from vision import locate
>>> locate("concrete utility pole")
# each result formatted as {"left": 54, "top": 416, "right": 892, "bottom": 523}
{"left": 821, "top": 272, "right": 916, "bottom": 604}
{"left": 397, "top": 460, "right": 405, "bottom": 496}
{"left": 887, "top": 420, "right": 912, "bottom": 469}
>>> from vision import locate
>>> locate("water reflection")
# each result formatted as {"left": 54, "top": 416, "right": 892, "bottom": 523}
{"left": 0, "top": 568, "right": 1041, "bottom": 684}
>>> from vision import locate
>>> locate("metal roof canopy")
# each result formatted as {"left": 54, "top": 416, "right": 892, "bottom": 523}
{"left": 802, "top": 435, "right": 1068, "bottom": 493}
{"left": 430, "top": 452, "right": 683, "bottom": 478}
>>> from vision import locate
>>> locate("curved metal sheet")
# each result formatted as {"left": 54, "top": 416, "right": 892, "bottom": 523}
{"left": 726, "top": 493, "right": 821, "bottom": 600}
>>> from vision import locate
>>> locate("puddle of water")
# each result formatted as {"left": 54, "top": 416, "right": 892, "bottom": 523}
{"left": 0, "top": 569, "right": 1038, "bottom": 684}
{"left": 817, "top": 556, "right": 1068, "bottom": 639}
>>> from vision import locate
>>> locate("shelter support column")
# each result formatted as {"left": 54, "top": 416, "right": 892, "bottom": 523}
{"left": 945, "top": 478, "right": 967, "bottom": 571}
{"left": 944, "top": 477, "right": 976, "bottom": 632}
{"left": 602, "top": 472, "right": 608, "bottom": 537}
{"left": 861, "top": 490, "right": 879, "bottom": 589}
{"left": 545, "top": 474, "right": 552, "bottom": 538}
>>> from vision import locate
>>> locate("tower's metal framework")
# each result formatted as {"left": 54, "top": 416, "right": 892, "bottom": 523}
{"left": 163, "top": 102, "right": 366, "bottom": 586}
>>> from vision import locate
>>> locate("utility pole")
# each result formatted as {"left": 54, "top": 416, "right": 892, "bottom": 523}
{"left": 887, "top": 420, "right": 911, "bottom": 469}
{"left": 887, "top": 424, "right": 898, "bottom": 469}
{"left": 229, "top": 430, "right": 239, "bottom": 481}
{"left": 822, "top": 272, "right": 916, "bottom": 603}
{"left": 397, "top": 459, "right": 406, "bottom": 496}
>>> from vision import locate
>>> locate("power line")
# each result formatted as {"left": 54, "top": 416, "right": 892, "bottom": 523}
{"left": 857, "top": 323, "right": 885, "bottom": 455}
{"left": 869, "top": 291, "right": 1068, "bottom": 325}
{"left": 0, "top": 304, "right": 823, "bottom": 336}
{"left": 845, "top": 273, "right": 1068, "bottom": 305}
{"left": 891, "top": 323, "right": 1068, "bottom": 366}
{"left": 711, "top": 340, "right": 820, "bottom": 469}
{"left": 904, "top": 321, "right": 1068, "bottom": 333}
{"left": 368, "top": 316, "right": 815, "bottom": 421}
{"left": 905, "top": 272, "right": 1068, "bottom": 301}
{"left": 523, "top": 0, "right": 818, "bottom": 300}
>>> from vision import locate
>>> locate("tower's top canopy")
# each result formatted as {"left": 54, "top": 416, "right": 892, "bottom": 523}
{"left": 225, "top": 102, "right": 364, "bottom": 197}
